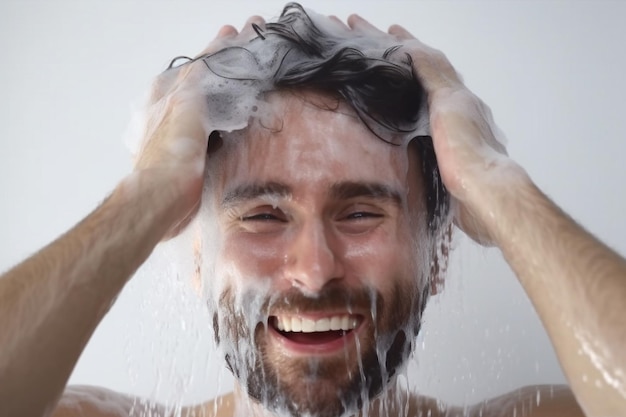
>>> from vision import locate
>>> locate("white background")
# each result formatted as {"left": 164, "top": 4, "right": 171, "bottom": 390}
{"left": 1, "top": 0, "right": 625, "bottom": 408}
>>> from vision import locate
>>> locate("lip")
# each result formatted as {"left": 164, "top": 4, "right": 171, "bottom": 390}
{"left": 267, "top": 313, "right": 366, "bottom": 356}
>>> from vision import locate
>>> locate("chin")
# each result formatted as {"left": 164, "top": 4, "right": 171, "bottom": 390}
{"left": 212, "top": 281, "right": 428, "bottom": 417}
{"left": 228, "top": 324, "right": 415, "bottom": 417}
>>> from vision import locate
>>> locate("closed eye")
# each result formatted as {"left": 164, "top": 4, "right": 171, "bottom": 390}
{"left": 238, "top": 207, "right": 288, "bottom": 234}
{"left": 345, "top": 212, "right": 384, "bottom": 220}
{"left": 241, "top": 213, "right": 286, "bottom": 222}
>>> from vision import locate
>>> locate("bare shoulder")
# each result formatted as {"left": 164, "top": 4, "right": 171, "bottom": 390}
{"left": 408, "top": 385, "right": 584, "bottom": 417}
{"left": 474, "top": 384, "right": 584, "bottom": 417}
{"left": 186, "top": 392, "right": 235, "bottom": 417}
{"left": 193, "top": 387, "right": 583, "bottom": 417}
{"left": 51, "top": 385, "right": 145, "bottom": 417}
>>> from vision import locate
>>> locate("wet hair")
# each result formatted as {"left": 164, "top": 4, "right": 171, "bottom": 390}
{"left": 171, "top": 2, "right": 449, "bottom": 231}
{"left": 264, "top": 4, "right": 450, "bottom": 232}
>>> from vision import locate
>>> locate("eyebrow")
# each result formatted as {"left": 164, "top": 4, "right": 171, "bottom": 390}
{"left": 222, "top": 182, "right": 292, "bottom": 208}
{"left": 330, "top": 182, "right": 403, "bottom": 206}
{"left": 222, "top": 181, "right": 403, "bottom": 208}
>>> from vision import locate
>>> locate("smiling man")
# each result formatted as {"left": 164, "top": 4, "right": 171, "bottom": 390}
{"left": 186, "top": 7, "right": 449, "bottom": 415}
{"left": 1, "top": 4, "right": 626, "bottom": 417}
{"left": 205, "top": 91, "right": 435, "bottom": 417}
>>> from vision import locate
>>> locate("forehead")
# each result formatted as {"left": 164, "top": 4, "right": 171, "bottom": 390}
{"left": 209, "top": 91, "right": 417, "bottom": 200}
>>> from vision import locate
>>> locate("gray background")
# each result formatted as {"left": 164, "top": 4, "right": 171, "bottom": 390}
{"left": 1, "top": 0, "right": 625, "bottom": 408}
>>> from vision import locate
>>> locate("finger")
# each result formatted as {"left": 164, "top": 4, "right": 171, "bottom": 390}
{"left": 347, "top": 14, "right": 386, "bottom": 35}
{"left": 328, "top": 15, "right": 350, "bottom": 31}
{"left": 388, "top": 24, "right": 418, "bottom": 41}
{"left": 217, "top": 24, "right": 238, "bottom": 38}
{"left": 195, "top": 25, "right": 238, "bottom": 58}
{"left": 408, "top": 45, "right": 463, "bottom": 94}
{"left": 239, "top": 15, "right": 266, "bottom": 39}
{"left": 147, "top": 65, "right": 184, "bottom": 106}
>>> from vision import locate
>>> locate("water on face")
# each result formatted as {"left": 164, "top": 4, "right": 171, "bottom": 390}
{"left": 116, "top": 4, "right": 546, "bottom": 417}
{"left": 121, "top": 130, "right": 562, "bottom": 417}
{"left": 123, "top": 91, "right": 443, "bottom": 417}
{"left": 122, "top": 107, "right": 449, "bottom": 417}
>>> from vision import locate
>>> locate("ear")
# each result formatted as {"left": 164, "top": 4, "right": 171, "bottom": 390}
{"left": 429, "top": 223, "right": 453, "bottom": 295}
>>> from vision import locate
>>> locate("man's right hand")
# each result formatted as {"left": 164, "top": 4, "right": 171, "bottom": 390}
{"left": 132, "top": 16, "right": 266, "bottom": 239}
{"left": 0, "top": 16, "right": 268, "bottom": 417}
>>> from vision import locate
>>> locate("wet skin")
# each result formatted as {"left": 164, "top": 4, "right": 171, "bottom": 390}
{"left": 15, "top": 11, "right": 602, "bottom": 417}
{"left": 205, "top": 90, "right": 435, "bottom": 416}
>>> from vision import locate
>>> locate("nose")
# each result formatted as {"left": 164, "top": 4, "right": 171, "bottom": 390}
{"left": 283, "top": 220, "right": 345, "bottom": 293}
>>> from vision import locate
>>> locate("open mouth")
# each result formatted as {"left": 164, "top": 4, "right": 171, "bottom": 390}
{"left": 269, "top": 314, "right": 363, "bottom": 345}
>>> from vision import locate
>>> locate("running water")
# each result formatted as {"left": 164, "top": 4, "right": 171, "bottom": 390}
{"left": 117, "top": 3, "right": 565, "bottom": 417}
{"left": 121, "top": 3, "right": 456, "bottom": 416}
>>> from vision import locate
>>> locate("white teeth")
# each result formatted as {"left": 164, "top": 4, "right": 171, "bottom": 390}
{"left": 341, "top": 316, "right": 349, "bottom": 330}
{"left": 274, "top": 315, "right": 360, "bottom": 333}
{"left": 291, "top": 317, "right": 302, "bottom": 332}
{"left": 315, "top": 318, "right": 330, "bottom": 332}
{"left": 300, "top": 318, "right": 315, "bottom": 332}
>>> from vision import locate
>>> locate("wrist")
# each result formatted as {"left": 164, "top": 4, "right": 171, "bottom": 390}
{"left": 461, "top": 159, "right": 534, "bottom": 246}
{"left": 116, "top": 166, "right": 203, "bottom": 240}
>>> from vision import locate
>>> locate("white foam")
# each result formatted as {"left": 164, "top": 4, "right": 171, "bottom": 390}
{"left": 122, "top": 5, "right": 450, "bottom": 416}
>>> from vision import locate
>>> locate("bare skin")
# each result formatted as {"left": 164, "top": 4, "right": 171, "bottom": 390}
{"left": 0, "top": 12, "right": 623, "bottom": 417}
{"left": 189, "top": 385, "right": 583, "bottom": 417}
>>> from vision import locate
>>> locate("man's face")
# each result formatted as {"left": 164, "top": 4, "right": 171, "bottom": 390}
{"left": 204, "top": 91, "right": 433, "bottom": 417}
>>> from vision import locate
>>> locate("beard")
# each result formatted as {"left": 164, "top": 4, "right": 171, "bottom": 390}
{"left": 210, "top": 279, "right": 429, "bottom": 417}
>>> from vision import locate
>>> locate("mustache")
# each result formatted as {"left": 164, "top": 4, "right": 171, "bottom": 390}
{"left": 266, "top": 285, "right": 379, "bottom": 315}
{"left": 220, "top": 283, "right": 383, "bottom": 322}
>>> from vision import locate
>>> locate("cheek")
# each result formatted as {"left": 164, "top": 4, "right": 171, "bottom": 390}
{"left": 215, "top": 220, "right": 431, "bottom": 295}
{"left": 342, "top": 225, "right": 424, "bottom": 291}
{"left": 217, "top": 232, "right": 290, "bottom": 288}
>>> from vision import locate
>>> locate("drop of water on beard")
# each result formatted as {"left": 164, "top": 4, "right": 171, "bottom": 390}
{"left": 119, "top": 1, "right": 466, "bottom": 412}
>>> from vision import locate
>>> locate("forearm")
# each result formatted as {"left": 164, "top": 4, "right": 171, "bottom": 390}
{"left": 0, "top": 168, "right": 190, "bottom": 417}
{"left": 472, "top": 166, "right": 626, "bottom": 416}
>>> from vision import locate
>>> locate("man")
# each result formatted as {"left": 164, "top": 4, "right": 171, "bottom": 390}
{"left": 1, "top": 4, "right": 624, "bottom": 417}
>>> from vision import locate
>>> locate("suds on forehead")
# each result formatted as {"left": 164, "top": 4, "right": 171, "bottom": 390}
{"left": 125, "top": 3, "right": 431, "bottom": 157}
{"left": 120, "top": 3, "right": 459, "bottom": 416}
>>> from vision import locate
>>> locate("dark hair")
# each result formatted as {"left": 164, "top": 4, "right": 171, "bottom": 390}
{"left": 171, "top": 2, "right": 449, "bottom": 231}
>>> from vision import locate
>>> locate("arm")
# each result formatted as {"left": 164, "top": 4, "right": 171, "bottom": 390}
{"left": 0, "top": 164, "right": 202, "bottom": 417}
{"left": 372, "top": 19, "right": 626, "bottom": 416}
{"left": 50, "top": 386, "right": 141, "bottom": 417}
{"left": 0, "top": 25, "right": 237, "bottom": 416}
{"left": 472, "top": 169, "right": 626, "bottom": 415}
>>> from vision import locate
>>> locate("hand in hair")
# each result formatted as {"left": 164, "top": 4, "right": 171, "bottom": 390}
{"left": 133, "top": 16, "right": 266, "bottom": 239}
{"left": 375, "top": 18, "right": 626, "bottom": 417}
{"left": 343, "top": 14, "right": 512, "bottom": 245}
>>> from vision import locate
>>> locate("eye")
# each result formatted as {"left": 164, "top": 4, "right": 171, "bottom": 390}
{"left": 340, "top": 203, "right": 385, "bottom": 221}
{"left": 241, "top": 212, "right": 285, "bottom": 222}
{"left": 238, "top": 206, "right": 288, "bottom": 233}
{"left": 336, "top": 204, "right": 387, "bottom": 234}
{"left": 345, "top": 211, "right": 384, "bottom": 220}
